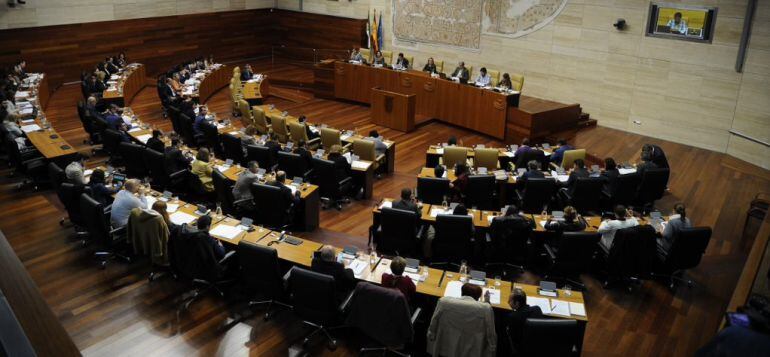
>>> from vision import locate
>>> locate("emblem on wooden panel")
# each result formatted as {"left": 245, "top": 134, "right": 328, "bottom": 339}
{"left": 401, "top": 76, "right": 412, "bottom": 87}
{"left": 336, "top": 66, "right": 346, "bottom": 76}
{"left": 424, "top": 80, "right": 435, "bottom": 92}
{"left": 493, "top": 98, "right": 505, "bottom": 110}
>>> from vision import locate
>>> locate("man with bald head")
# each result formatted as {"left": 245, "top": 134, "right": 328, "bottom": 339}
{"left": 110, "top": 179, "right": 147, "bottom": 228}
{"left": 451, "top": 61, "right": 469, "bottom": 82}
{"left": 311, "top": 245, "right": 356, "bottom": 298}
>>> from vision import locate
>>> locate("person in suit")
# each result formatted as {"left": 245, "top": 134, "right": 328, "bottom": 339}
{"left": 474, "top": 67, "right": 491, "bottom": 86}
{"left": 240, "top": 125, "right": 258, "bottom": 154}
{"left": 453, "top": 203, "right": 469, "bottom": 216}
{"left": 311, "top": 245, "right": 356, "bottom": 298}
{"left": 489, "top": 205, "right": 532, "bottom": 241}
{"left": 450, "top": 61, "right": 470, "bottom": 82}
{"left": 88, "top": 169, "right": 117, "bottom": 205}
{"left": 381, "top": 256, "right": 416, "bottom": 304}
{"left": 232, "top": 161, "right": 260, "bottom": 211}
{"left": 562, "top": 159, "right": 590, "bottom": 195}
{"left": 193, "top": 105, "right": 210, "bottom": 136}
{"left": 449, "top": 163, "right": 470, "bottom": 202}
{"left": 266, "top": 170, "right": 300, "bottom": 205}
{"left": 545, "top": 206, "right": 586, "bottom": 232}
{"left": 423, "top": 57, "right": 438, "bottom": 74}
{"left": 191, "top": 215, "right": 226, "bottom": 260}
{"left": 636, "top": 149, "right": 658, "bottom": 177}
{"left": 366, "top": 130, "right": 387, "bottom": 155}
{"left": 241, "top": 64, "right": 254, "bottom": 81}
{"left": 162, "top": 77, "right": 178, "bottom": 100}
{"left": 164, "top": 136, "right": 191, "bottom": 174}
{"left": 146, "top": 130, "right": 165, "bottom": 153}
{"left": 264, "top": 132, "right": 282, "bottom": 163}
{"left": 84, "top": 96, "right": 104, "bottom": 121}
{"left": 327, "top": 144, "right": 351, "bottom": 184}
{"left": 513, "top": 138, "right": 533, "bottom": 163}
{"left": 601, "top": 157, "right": 620, "bottom": 193}
{"left": 643, "top": 143, "right": 669, "bottom": 169}
{"left": 191, "top": 148, "right": 215, "bottom": 192}
{"left": 372, "top": 51, "right": 386, "bottom": 66}
{"left": 105, "top": 104, "right": 124, "bottom": 130}
{"left": 506, "top": 288, "right": 543, "bottom": 349}
{"left": 394, "top": 53, "right": 409, "bottom": 69}
{"left": 105, "top": 57, "right": 119, "bottom": 75}
{"left": 393, "top": 188, "right": 422, "bottom": 216}
{"left": 179, "top": 95, "right": 196, "bottom": 120}
{"left": 498, "top": 73, "right": 513, "bottom": 89}
{"left": 293, "top": 140, "right": 313, "bottom": 168}
{"left": 116, "top": 52, "right": 128, "bottom": 68}
{"left": 297, "top": 115, "right": 319, "bottom": 140}
{"left": 519, "top": 160, "right": 545, "bottom": 184}
{"left": 550, "top": 139, "right": 574, "bottom": 165}
{"left": 85, "top": 75, "right": 106, "bottom": 97}
{"left": 349, "top": 47, "right": 364, "bottom": 62}
{"left": 446, "top": 136, "right": 459, "bottom": 147}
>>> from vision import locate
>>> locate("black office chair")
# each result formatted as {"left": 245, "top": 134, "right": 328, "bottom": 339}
{"left": 560, "top": 177, "right": 604, "bottom": 214}
{"left": 143, "top": 148, "right": 168, "bottom": 190}
{"left": 211, "top": 169, "right": 243, "bottom": 217}
{"left": 168, "top": 225, "right": 236, "bottom": 313}
{"left": 246, "top": 144, "right": 276, "bottom": 171}
{"left": 465, "top": 175, "right": 497, "bottom": 210}
{"left": 167, "top": 169, "right": 190, "bottom": 198}
{"left": 167, "top": 105, "right": 182, "bottom": 134}
{"left": 186, "top": 171, "right": 214, "bottom": 205}
{"left": 4, "top": 133, "right": 46, "bottom": 190}
{"left": 48, "top": 162, "right": 66, "bottom": 192}
{"left": 221, "top": 133, "right": 246, "bottom": 165}
{"left": 200, "top": 121, "right": 223, "bottom": 157}
{"left": 77, "top": 100, "right": 99, "bottom": 145}
{"left": 515, "top": 149, "right": 547, "bottom": 170}
{"left": 543, "top": 231, "right": 600, "bottom": 290}
{"left": 311, "top": 157, "right": 352, "bottom": 210}
{"left": 654, "top": 227, "right": 712, "bottom": 289}
{"left": 604, "top": 173, "right": 640, "bottom": 208}
{"left": 277, "top": 151, "right": 313, "bottom": 181}
{"left": 118, "top": 142, "right": 148, "bottom": 178}
{"left": 514, "top": 318, "right": 579, "bottom": 356}
{"left": 178, "top": 114, "right": 204, "bottom": 148}
{"left": 102, "top": 129, "right": 124, "bottom": 162}
{"left": 417, "top": 177, "right": 450, "bottom": 205}
{"left": 600, "top": 225, "right": 657, "bottom": 290}
{"left": 287, "top": 267, "right": 347, "bottom": 350}
{"left": 57, "top": 183, "right": 89, "bottom": 243}
{"left": 432, "top": 214, "right": 474, "bottom": 267}
{"left": 79, "top": 193, "right": 131, "bottom": 269}
{"left": 635, "top": 168, "right": 670, "bottom": 211}
{"left": 375, "top": 207, "right": 421, "bottom": 258}
{"left": 236, "top": 241, "right": 291, "bottom": 320}
{"left": 485, "top": 215, "right": 532, "bottom": 278}
{"left": 250, "top": 183, "right": 293, "bottom": 230}
{"left": 517, "top": 178, "right": 556, "bottom": 214}
{"left": 345, "top": 282, "right": 420, "bottom": 356}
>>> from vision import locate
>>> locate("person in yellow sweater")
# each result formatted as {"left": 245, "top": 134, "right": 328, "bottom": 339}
{"left": 191, "top": 148, "right": 215, "bottom": 192}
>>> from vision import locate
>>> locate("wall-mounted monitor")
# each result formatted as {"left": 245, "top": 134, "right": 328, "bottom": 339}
{"left": 646, "top": 3, "right": 718, "bottom": 43}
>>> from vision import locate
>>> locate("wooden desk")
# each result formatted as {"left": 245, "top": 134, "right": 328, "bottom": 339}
{"left": 507, "top": 97, "right": 582, "bottom": 144}
{"left": 255, "top": 230, "right": 322, "bottom": 267}
{"left": 36, "top": 73, "right": 51, "bottom": 110}
{"left": 197, "top": 64, "right": 230, "bottom": 104}
{"left": 16, "top": 74, "right": 77, "bottom": 161}
{"left": 242, "top": 77, "right": 271, "bottom": 104}
{"left": 103, "top": 64, "right": 146, "bottom": 106}
{"left": 371, "top": 87, "right": 415, "bottom": 132}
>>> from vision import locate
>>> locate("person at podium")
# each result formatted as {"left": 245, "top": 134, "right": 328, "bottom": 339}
{"left": 350, "top": 47, "right": 364, "bottom": 63}
{"left": 394, "top": 53, "right": 409, "bottom": 70}
{"left": 241, "top": 64, "right": 254, "bottom": 81}
{"left": 450, "top": 61, "right": 469, "bottom": 82}
{"left": 499, "top": 73, "right": 513, "bottom": 90}
{"left": 372, "top": 51, "right": 386, "bottom": 66}
{"left": 423, "top": 57, "right": 438, "bottom": 74}
{"left": 667, "top": 12, "right": 688, "bottom": 35}
{"left": 474, "top": 67, "right": 491, "bottom": 87}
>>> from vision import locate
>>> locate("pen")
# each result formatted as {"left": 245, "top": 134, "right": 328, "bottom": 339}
{"left": 437, "top": 270, "right": 446, "bottom": 287}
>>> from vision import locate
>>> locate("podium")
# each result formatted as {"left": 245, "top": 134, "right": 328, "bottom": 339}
{"left": 371, "top": 87, "right": 415, "bottom": 133}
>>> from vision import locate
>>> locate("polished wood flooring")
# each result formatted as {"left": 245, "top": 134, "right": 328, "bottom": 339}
{"left": 3, "top": 62, "right": 770, "bottom": 356}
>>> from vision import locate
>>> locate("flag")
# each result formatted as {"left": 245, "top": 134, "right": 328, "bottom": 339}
{"left": 377, "top": 10, "right": 383, "bottom": 51}
{"left": 366, "top": 11, "right": 371, "bottom": 52}
{"left": 371, "top": 9, "right": 379, "bottom": 53}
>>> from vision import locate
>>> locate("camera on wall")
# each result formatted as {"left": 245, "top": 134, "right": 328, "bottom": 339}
{"left": 7, "top": 0, "right": 26, "bottom": 7}
{"left": 613, "top": 18, "right": 627, "bottom": 31}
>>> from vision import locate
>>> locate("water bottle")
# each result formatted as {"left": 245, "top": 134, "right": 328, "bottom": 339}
{"left": 369, "top": 248, "right": 378, "bottom": 267}
{"left": 421, "top": 266, "right": 429, "bottom": 282}
{"left": 215, "top": 203, "right": 222, "bottom": 218}
{"left": 442, "top": 196, "right": 448, "bottom": 209}
{"left": 459, "top": 261, "right": 468, "bottom": 283}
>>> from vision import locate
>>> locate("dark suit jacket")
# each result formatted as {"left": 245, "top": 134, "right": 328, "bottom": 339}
{"left": 87, "top": 81, "right": 106, "bottom": 95}
{"left": 451, "top": 67, "right": 469, "bottom": 81}
{"left": 601, "top": 169, "right": 620, "bottom": 193}
{"left": 519, "top": 170, "right": 545, "bottom": 188}
{"left": 161, "top": 85, "right": 176, "bottom": 99}
{"left": 423, "top": 63, "right": 438, "bottom": 73}
{"left": 328, "top": 153, "right": 351, "bottom": 182}
{"left": 396, "top": 57, "right": 409, "bottom": 68}
{"left": 637, "top": 161, "right": 658, "bottom": 177}
{"left": 293, "top": 147, "right": 313, "bottom": 167}
{"left": 311, "top": 258, "right": 356, "bottom": 294}
{"left": 267, "top": 180, "right": 299, "bottom": 205}
{"left": 241, "top": 70, "right": 253, "bottom": 81}
{"left": 544, "top": 219, "right": 586, "bottom": 232}
{"left": 265, "top": 140, "right": 281, "bottom": 163}
{"left": 105, "top": 114, "right": 123, "bottom": 130}
{"left": 305, "top": 124, "right": 319, "bottom": 139}
{"left": 146, "top": 137, "right": 165, "bottom": 153}
{"left": 164, "top": 147, "right": 190, "bottom": 174}
{"left": 392, "top": 199, "right": 421, "bottom": 216}
{"left": 507, "top": 305, "right": 544, "bottom": 348}
{"left": 564, "top": 168, "right": 590, "bottom": 193}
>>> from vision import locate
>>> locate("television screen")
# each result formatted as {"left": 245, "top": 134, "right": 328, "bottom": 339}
{"left": 647, "top": 3, "right": 717, "bottom": 43}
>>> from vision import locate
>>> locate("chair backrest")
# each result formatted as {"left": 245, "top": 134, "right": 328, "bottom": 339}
{"left": 250, "top": 183, "right": 291, "bottom": 229}
{"left": 277, "top": 151, "right": 308, "bottom": 180}
{"left": 569, "top": 177, "right": 605, "bottom": 213}
{"left": 560, "top": 149, "right": 586, "bottom": 168}
{"left": 435, "top": 60, "right": 444, "bottom": 73}
{"left": 521, "top": 178, "right": 556, "bottom": 213}
{"left": 488, "top": 215, "right": 533, "bottom": 263}
{"left": 143, "top": 148, "right": 167, "bottom": 189}
{"left": 200, "top": 121, "right": 222, "bottom": 155}
{"left": 172, "top": 226, "right": 223, "bottom": 282}
{"left": 178, "top": 113, "right": 197, "bottom": 147}
{"left": 516, "top": 149, "right": 548, "bottom": 170}
{"left": 610, "top": 173, "right": 641, "bottom": 206}
{"left": 212, "top": 169, "right": 236, "bottom": 215}
{"left": 310, "top": 157, "right": 341, "bottom": 199}
{"left": 521, "top": 318, "right": 579, "bottom": 356}
{"left": 345, "top": 282, "right": 414, "bottom": 347}
{"left": 636, "top": 168, "right": 670, "bottom": 205}
{"left": 382, "top": 50, "right": 393, "bottom": 64}
{"left": 665, "top": 227, "right": 712, "bottom": 271}
{"left": 607, "top": 225, "right": 657, "bottom": 279}
{"left": 167, "top": 106, "right": 181, "bottom": 134}
{"left": 289, "top": 121, "right": 308, "bottom": 143}
{"left": 353, "top": 139, "right": 376, "bottom": 162}
{"left": 271, "top": 115, "right": 289, "bottom": 143}
{"left": 48, "top": 162, "right": 65, "bottom": 190}
{"left": 252, "top": 106, "right": 269, "bottom": 134}
{"left": 58, "top": 183, "right": 86, "bottom": 226}
{"left": 378, "top": 207, "right": 420, "bottom": 257}
{"left": 79, "top": 193, "right": 111, "bottom": 248}
{"left": 221, "top": 133, "right": 246, "bottom": 165}
{"left": 553, "top": 231, "right": 601, "bottom": 274}
{"left": 246, "top": 145, "right": 274, "bottom": 171}
{"left": 474, "top": 148, "right": 499, "bottom": 170}
{"left": 237, "top": 240, "right": 284, "bottom": 299}
{"left": 288, "top": 267, "right": 338, "bottom": 326}
{"left": 510, "top": 73, "right": 524, "bottom": 91}
{"left": 465, "top": 175, "right": 497, "bottom": 210}
{"left": 433, "top": 214, "right": 474, "bottom": 263}
{"left": 320, "top": 128, "right": 342, "bottom": 149}
{"left": 487, "top": 69, "right": 500, "bottom": 86}
{"left": 118, "top": 142, "right": 148, "bottom": 178}
{"left": 417, "top": 177, "right": 450, "bottom": 204}
{"left": 102, "top": 129, "right": 123, "bottom": 156}
{"left": 443, "top": 146, "right": 468, "bottom": 168}
{"left": 238, "top": 99, "right": 253, "bottom": 128}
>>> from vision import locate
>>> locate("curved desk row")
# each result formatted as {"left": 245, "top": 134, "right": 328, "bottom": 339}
{"left": 103, "top": 63, "right": 146, "bottom": 106}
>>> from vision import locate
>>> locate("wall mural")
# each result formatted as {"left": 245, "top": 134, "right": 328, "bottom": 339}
{"left": 392, "top": 0, "right": 568, "bottom": 49}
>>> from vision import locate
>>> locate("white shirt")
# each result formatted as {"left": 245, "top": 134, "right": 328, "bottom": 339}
{"left": 110, "top": 190, "right": 147, "bottom": 228}
{"left": 667, "top": 19, "right": 688, "bottom": 34}
{"left": 475, "top": 74, "right": 491, "bottom": 86}
{"left": 598, "top": 217, "right": 639, "bottom": 249}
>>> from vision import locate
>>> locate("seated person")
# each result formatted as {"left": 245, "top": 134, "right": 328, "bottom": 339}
{"left": 598, "top": 205, "right": 639, "bottom": 249}
{"left": 151, "top": 200, "right": 179, "bottom": 238}
{"left": 164, "top": 136, "right": 192, "bottom": 174}
{"left": 105, "top": 104, "right": 124, "bottom": 130}
{"left": 427, "top": 283, "right": 496, "bottom": 357}
{"left": 293, "top": 140, "right": 313, "bottom": 167}
{"left": 544, "top": 206, "right": 586, "bottom": 232}
{"left": 452, "top": 203, "right": 469, "bottom": 216}
{"left": 241, "top": 64, "right": 254, "bottom": 81}
{"left": 191, "top": 148, "right": 215, "bottom": 192}
{"left": 266, "top": 170, "right": 300, "bottom": 205}
{"left": 506, "top": 288, "right": 543, "bottom": 349}
{"left": 394, "top": 53, "right": 409, "bottom": 69}
{"left": 264, "top": 132, "right": 282, "bottom": 161}
{"left": 240, "top": 125, "right": 258, "bottom": 153}
{"left": 366, "top": 130, "right": 388, "bottom": 155}
{"left": 434, "top": 164, "right": 446, "bottom": 178}
{"left": 327, "top": 144, "right": 351, "bottom": 183}
{"left": 372, "top": 51, "right": 386, "bottom": 66}
{"left": 450, "top": 61, "right": 470, "bottom": 82}
{"left": 162, "top": 77, "right": 178, "bottom": 100}
{"left": 297, "top": 115, "right": 319, "bottom": 140}
{"left": 518, "top": 160, "right": 545, "bottom": 185}
{"left": 193, "top": 106, "right": 210, "bottom": 136}
{"left": 349, "top": 47, "right": 364, "bottom": 62}
{"left": 550, "top": 139, "right": 574, "bottom": 165}
{"left": 110, "top": 179, "right": 147, "bottom": 228}
{"left": 513, "top": 138, "right": 533, "bottom": 163}
{"left": 449, "top": 164, "right": 470, "bottom": 202}
{"left": 179, "top": 95, "right": 196, "bottom": 119}
{"left": 393, "top": 188, "right": 422, "bottom": 216}
{"left": 423, "top": 57, "right": 438, "bottom": 74}
{"left": 636, "top": 148, "right": 659, "bottom": 176}
{"left": 232, "top": 161, "right": 260, "bottom": 211}
{"left": 658, "top": 203, "right": 691, "bottom": 251}
{"left": 562, "top": 159, "right": 590, "bottom": 195}
{"left": 601, "top": 157, "right": 620, "bottom": 192}
{"left": 381, "top": 256, "right": 416, "bottom": 303}
{"left": 643, "top": 143, "right": 669, "bottom": 169}
{"left": 474, "top": 67, "right": 491, "bottom": 86}
{"left": 65, "top": 158, "right": 86, "bottom": 186}
{"left": 187, "top": 215, "right": 226, "bottom": 260}
{"left": 446, "top": 136, "right": 458, "bottom": 147}
{"left": 84, "top": 96, "right": 104, "bottom": 120}
{"left": 88, "top": 169, "right": 117, "bottom": 205}
{"left": 498, "top": 73, "right": 513, "bottom": 89}
{"left": 489, "top": 204, "right": 532, "bottom": 232}
{"left": 85, "top": 75, "right": 105, "bottom": 97}
{"left": 170, "top": 73, "right": 183, "bottom": 93}
{"left": 146, "top": 130, "right": 165, "bottom": 153}
{"left": 311, "top": 245, "right": 356, "bottom": 295}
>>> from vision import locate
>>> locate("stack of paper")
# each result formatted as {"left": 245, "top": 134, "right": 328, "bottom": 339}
{"left": 568, "top": 302, "right": 586, "bottom": 316}
{"left": 349, "top": 259, "right": 369, "bottom": 277}
{"left": 352, "top": 161, "right": 370, "bottom": 170}
{"left": 21, "top": 124, "right": 41, "bottom": 133}
{"left": 550, "top": 170, "right": 569, "bottom": 182}
{"left": 215, "top": 165, "right": 230, "bottom": 173}
{"left": 135, "top": 134, "right": 152, "bottom": 144}
{"left": 166, "top": 203, "right": 179, "bottom": 213}
{"left": 430, "top": 207, "right": 452, "bottom": 217}
{"left": 619, "top": 168, "right": 637, "bottom": 175}
{"left": 526, "top": 296, "right": 551, "bottom": 312}
{"left": 210, "top": 225, "right": 242, "bottom": 240}
{"left": 379, "top": 201, "right": 392, "bottom": 209}
{"left": 549, "top": 299, "right": 570, "bottom": 317}
{"left": 169, "top": 212, "right": 196, "bottom": 225}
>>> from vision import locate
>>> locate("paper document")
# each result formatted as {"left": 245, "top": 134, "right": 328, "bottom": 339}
{"left": 288, "top": 185, "right": 298, "bottom": 195}
{"left": 135, "top": 134, "right": 152, "bottom": 144}
{"left": 21, "top": 124, "right": 41, "bottom": 133}
{"left": 21, "top": 119, "right": 35, "bottom": 124}
{"left": 351, "top": 161, "right": 370, "bottom": 170}
{"left": 127, "top": 127, "right": 142, "bottom": 133}
{"left": 210, "top": 225, "right": 242, "bottom": 240}
{"left": 504, "top": 151, "right": 515, "bottom": 157}
{"left": 14, "top": 91, "right": 29, "bottom": 99}
{"left": 170, "top": 212, "right": 197, "bottom": 225}
{"left": 444, "top": 281, "right": 463, "bottom": 298}
{"left": 543, "top": 151, "right": 552, "bottom": 157}
{"left": 550, "top": 170, "right": 569, "bottom": 182}
{"left": 435, "top": 148, "right": 444, "bottom": 154}
{"left": 340, "top": 134, "right": 352, "bottom": 141}
{"left": 430, "top": 207, "right": 452, "bottom": 217}
{"left": 379, "top": 201, "right": 392, "bottom": 209}
{"left": 404, "top": 272, "right": 424, "bottom": 283}
{"left": 619, "top": 168, "right": 637, "bottom": 175}
{"left": 569, "top": 302, "right": 586, "bottom": 316}
{"left": 487, "top": 215, "right": 497, "bottom": 223}
{"left": 539, "top": 220, "right": 547, "bottom": 228}
{"left": 229, "top": 131, "right": 240, "bottom": 136}
{"left": 215, "top": 165, "right": 230, "bottom": 173}
{"left": 527, "top": 296, "right": 551, "bottom": 312}
{"left": 549, "top": 299, "right": 571, "bottom": 317}
{"left": 122, "top": 115, "right": 133, "bottom": 124}
{"left": 342, "top": 152, "right": 352, "bottom": 164}
{"left": 482, "top": 288, "right": 501, "bottom": 304}
{"left": 20, "top": 108, "right": 34, "bottom": 115}
{"left": 349, "top": 259, "right": 368, "bottom": 277}
{"left": 165, "top": 203, "right": 179, "bottom": 213}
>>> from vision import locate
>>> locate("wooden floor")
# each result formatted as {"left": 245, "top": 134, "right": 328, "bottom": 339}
{"left": 3, "top": 61, "right": 770, "bottom": 356}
